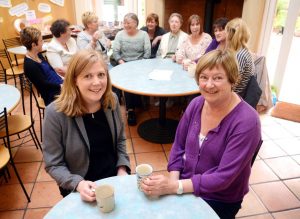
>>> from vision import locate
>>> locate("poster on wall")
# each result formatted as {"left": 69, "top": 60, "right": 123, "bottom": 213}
{"left": 8, "top": 2, "right": 28, "bottom": 17}
{"left": 0, "top": 0, "right": 11, "bottom": 8}
{"left": 25, "top": 10, "right": 36, "bottom": 21}
{"left": 49, "top": 0, "right": 64, "bottom": 7}
{"left": 38, "top": 3, "right": 51, "bottom": 13}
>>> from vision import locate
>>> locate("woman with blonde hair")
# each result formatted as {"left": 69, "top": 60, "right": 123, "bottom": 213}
{"left": 77, "top": 11, "right": 110, "bottom": 63}
{"left": 225, "top": 18, "right": 254, "bottom": 96}
{"left": 42, "top": 50, "right": 130, "bottom": 200}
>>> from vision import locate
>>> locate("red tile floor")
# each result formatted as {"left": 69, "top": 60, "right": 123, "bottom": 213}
{"left": 1, "top": 84, "right": 300, "bottom": 219}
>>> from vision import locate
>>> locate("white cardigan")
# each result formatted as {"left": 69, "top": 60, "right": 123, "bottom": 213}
{"left": 46, "top": 37, "right": 78, "bottom": 69}
{"left": 157, "top": 30, "right": 188, "bottom": 58}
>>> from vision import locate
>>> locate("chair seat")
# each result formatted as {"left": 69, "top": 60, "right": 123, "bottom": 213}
{"left": 37, "top": 97, "right": 45, "bottom": 109}
{"left": 0, "top": 145, "right": 10, "bottom": 168}
{"left": 0, "top": 115, "right": 32, "bottom": 137}
{"left": 6, "top": 66, "right": 24, "bottom": 76}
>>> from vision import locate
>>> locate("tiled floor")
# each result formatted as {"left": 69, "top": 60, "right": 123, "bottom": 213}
{"left": 1, "top": 85, "right": 300, "bottom": 219}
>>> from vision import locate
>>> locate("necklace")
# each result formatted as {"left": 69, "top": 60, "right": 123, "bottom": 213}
{"left": 26, "top": 52, "right": 41, "bottom": 63}
{"left": 91, "top": 113, "right": 95, "bottom": 119}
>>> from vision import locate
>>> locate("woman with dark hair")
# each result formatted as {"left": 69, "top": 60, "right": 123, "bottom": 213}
{"left": 175, "top": 14, "right": 212, "bottom": 70}
{"left": 47, "top": 19, "right": 78, "bottom": 76}
{"left": 205, "top": 17, "right": 229, "bottom": 53}
{"left": 42, "top": 50, "right": 130, "bottom": 199}
{"left": 20, "top": 26, "right": 62, "bottom": 106}
{"left": 141, "top": 13, "right": 166, "bottom": 58}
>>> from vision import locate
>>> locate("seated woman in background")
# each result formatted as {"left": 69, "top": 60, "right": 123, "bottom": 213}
{"left": 156, "top": 13, "right": 188, "bottom": 58}
{"left": 205, "top": 17, "right": 228, "bottom": 53}
{"left": 47, "top": 19, "right": 78, "bottom": 76}
{"left": 113, "top": 13, "right": 151, "bottom": 126}
{"left": 42, "top": 50, "right": 130, "bottom": 200}
{"left": 20, "top": 26, "right": 62, "bottom": 106}
{"left": 77, "top": 11, "right": 110, "bottom": 63}
{"left": 141, "top": 13, "right": 166, "bottom": 58}
{"left": 225, "top": 18, "right": 255, "bottom": 96}
{"left": 175, "top": 14, "right": 211, "bottom": 70}
{"left": 141, "top": 50, "right": 261, "bottom": 219}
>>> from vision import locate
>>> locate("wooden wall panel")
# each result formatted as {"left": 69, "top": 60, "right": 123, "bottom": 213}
{"left": 164, "top": 0, "right": 244, "bottom": 34}
{"left": 0, "top": 0, "right": 76, "bottom": 49}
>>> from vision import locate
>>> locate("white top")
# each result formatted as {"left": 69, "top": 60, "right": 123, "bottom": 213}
{"left": 77, "top": 30, "right": 109, "bottom": 62}
{"left": 176, "top": 33, "right": 212, "bottom": 62}
{"left": 157, "top": 30, "right": 188, "bottom": 58}
{"left": 46, "top": 37, "right": 78, "bottom": 69}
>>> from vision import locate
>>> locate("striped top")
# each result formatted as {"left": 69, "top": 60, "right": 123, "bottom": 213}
{"left": 234, "top": 48, "right": 255, "bottom": 96}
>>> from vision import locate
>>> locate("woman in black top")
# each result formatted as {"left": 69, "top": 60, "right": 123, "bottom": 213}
{"left": 141, "top": 13, "right": 166, "bottom": 58}
{"left": 20, "top": 26, "right": 62, "bottom": 105}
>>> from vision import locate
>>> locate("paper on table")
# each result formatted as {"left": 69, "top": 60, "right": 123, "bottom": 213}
{"left": 148, "top": 69, "right": 173, "bottom": 81}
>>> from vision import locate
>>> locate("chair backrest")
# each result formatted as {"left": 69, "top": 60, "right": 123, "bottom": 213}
{"left": 20, "top": 76, "right": 36, "bottom": 121}
{"left": 0, "top": 60, "right": 7, "bottom": 83}
{"left": 2, "top": 38, "right": 22, "bottom": 64}
{"left": 0, "top": 108, "right": 13, "bottom": 157}
{"left": 0, "top": 49, "right": 14, "bottom": 69}
{"left": 2, "top": 37, "right": 22, "bottom": 49}
{"left": 21, "top": 75, "right": 42, "bottom": 121}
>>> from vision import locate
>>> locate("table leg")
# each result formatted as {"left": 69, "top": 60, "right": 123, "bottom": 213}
{"left": 137, "top": 97, "right": 178, "bottom": 144}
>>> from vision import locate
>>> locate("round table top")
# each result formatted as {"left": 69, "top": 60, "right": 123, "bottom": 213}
{"left": 109, "top": 59, "right": 199, "bottom": 97}
{"left": 0, "top": 84, "right": 20, "bottom": 113}
{"left": 7, "top": 43, "right": 48, "bottom": 55}
{"left": 45, "top": 175, "right": 219, "bottom": 219}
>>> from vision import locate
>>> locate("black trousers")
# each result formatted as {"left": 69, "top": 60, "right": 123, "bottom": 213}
{"left": 59, "top": 187, "right": 72, "bottom": 197}
{"left": 204, "top": 199, "right": 242, "bottom": 219}
{"left": 124, "top": 92, "right": 142, "bottom": 110}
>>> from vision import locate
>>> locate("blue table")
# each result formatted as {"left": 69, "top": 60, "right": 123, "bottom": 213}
{"left": 109, "top": 59, "right": 199, "bottom": 143}
{"left": 45, "top": 175, "right": 219, "bottom": 219}
{"left": 0, "top": 84, "right": 20, "bottom": 113}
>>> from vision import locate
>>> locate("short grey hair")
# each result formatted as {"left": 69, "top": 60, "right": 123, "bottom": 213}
{"left": 124, "top": 13, "right": 139, "bottom": 26}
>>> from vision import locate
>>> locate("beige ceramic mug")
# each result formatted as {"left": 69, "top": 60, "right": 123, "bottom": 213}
{"left": 95, "top": 185, "right": 115, "bottom": 213}
{"left": 135, "top": 164, "right": 153, "bottom": 191}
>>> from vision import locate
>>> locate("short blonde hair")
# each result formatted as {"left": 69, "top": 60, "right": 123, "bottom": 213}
{"left": 82, "top": 11, "right": 98, "bottom": 29}
{"left": 195, "top": 49, "right": 240, "bottom": 86}
{"left": 225, "top": 18, "right": 250, "bottom": 51}
{"left": 55, "top": 50, "right": 115, "bottom": 117}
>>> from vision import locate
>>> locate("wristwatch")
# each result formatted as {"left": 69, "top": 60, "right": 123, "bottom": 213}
{"left": 176, "top": 180, "right": 183, "bottom": 195}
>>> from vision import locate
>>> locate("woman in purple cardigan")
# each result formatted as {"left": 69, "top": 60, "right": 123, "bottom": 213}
{"left": 141, "top": 50, "right": 261, "bottom": 219}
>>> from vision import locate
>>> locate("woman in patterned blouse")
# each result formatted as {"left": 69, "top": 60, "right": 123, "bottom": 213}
{"left": 175, "top": 14, "right": 212, "bottom": 70}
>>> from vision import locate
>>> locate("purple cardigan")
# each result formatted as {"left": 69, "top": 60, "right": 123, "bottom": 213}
{"left": 168, "top": 96, "right": 261, "bottom": 203}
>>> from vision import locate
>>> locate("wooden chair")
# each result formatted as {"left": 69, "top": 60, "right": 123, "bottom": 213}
{"left": 0, "top": 108, "right": 31, "bottom": 202}
{"left": 0, "top": 61, "right": 7, "bottom": 83}
{"left": 0, "top": 49, "right": 25, "bottom": 113}
{"left": 2, "top": 37, "right": 24, "bottom": 66}
{"left": 0, "top": 76, "right": 42, "bottom": 152}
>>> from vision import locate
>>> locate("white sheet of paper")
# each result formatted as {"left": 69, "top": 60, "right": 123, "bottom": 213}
{"left": 8, "top": 2, "right": 28, "bottom": 16}
{"left": 0, "top": 0, "right": 11, "bottom": 8}
{"left": 148, "top": 69, "right": 173, "bottom": 81}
